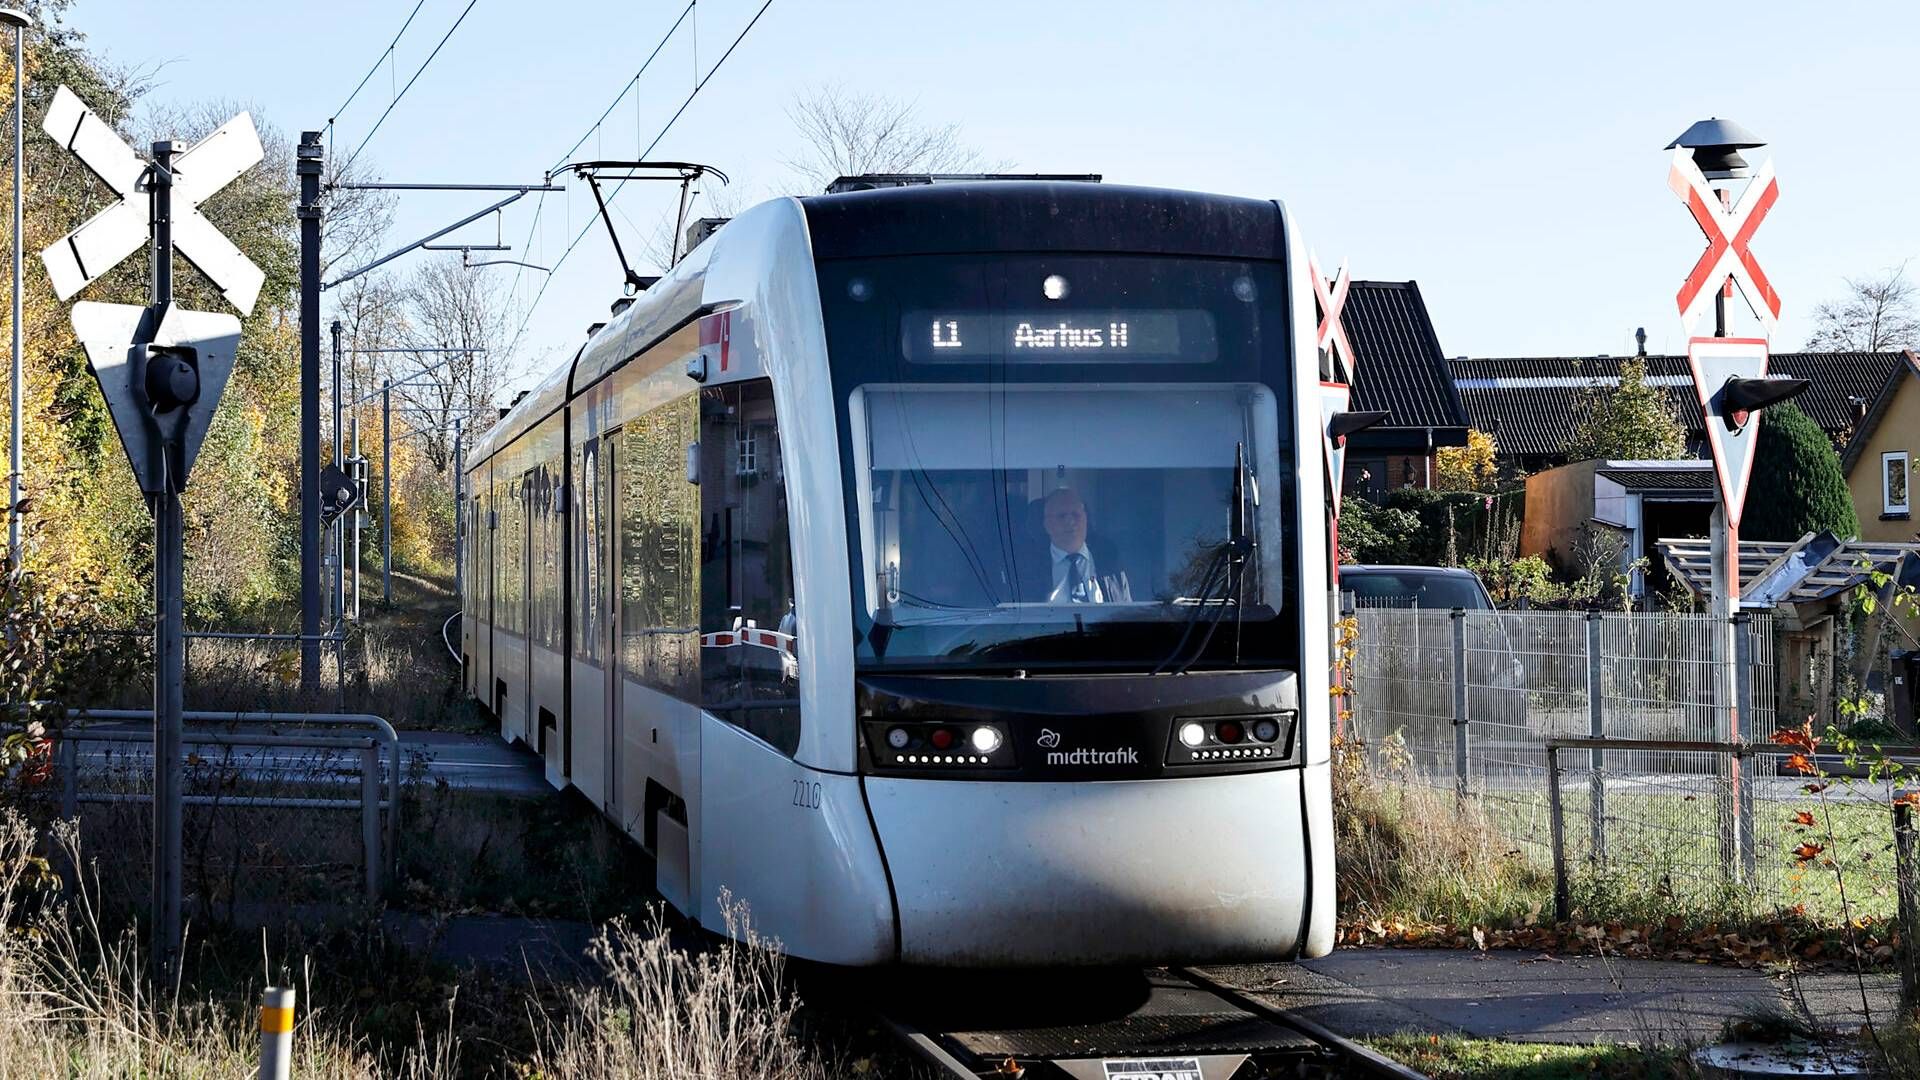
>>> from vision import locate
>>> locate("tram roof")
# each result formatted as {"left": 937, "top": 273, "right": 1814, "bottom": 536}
{"left": 800, "top": 181, "right": 1288, "bottom": 262}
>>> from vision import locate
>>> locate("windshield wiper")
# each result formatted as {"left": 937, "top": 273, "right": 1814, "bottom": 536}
{"left": 1152, "top": 442, "right": 1255, "bottom": 675}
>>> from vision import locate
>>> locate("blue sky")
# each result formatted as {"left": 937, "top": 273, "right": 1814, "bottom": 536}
{"left": 70, "top": 0, "right": 1920, "bottom": 394}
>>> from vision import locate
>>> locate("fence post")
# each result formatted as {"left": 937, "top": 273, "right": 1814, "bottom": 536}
{"left": 361, "top": 743, "right": 381, "bottom": 903}
{"left": 1733, "top": 612, "right": 1756, "bottom": 881}
{"left": 1586, "top": 611, "right": 1605, "bottom": 864}
{"left": 1451, "top": 608, "right": 1470, "bottom": 799}
{"left": 1898, "top": 798, "right": 1920, "bottom": 1007}
{"left": 59, "top": 735, "right": 77, "bottom": 820}
{"left": 257, "top": 986, "right": 294, "bottom": 1080}
{"left": 1548, "top": 743, "right": 1569, "bottom": 922}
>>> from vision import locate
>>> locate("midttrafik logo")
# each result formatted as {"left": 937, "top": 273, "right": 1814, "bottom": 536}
{"left": 1037, "top": 728, "right": 1140, "bottom": 766}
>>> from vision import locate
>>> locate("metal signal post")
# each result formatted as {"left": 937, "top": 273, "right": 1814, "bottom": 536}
{"left": 297, "top": 133, "right": 323, "bottom": 688}
{"left": 145, "top": 140, "right": 186, "bottom": 979}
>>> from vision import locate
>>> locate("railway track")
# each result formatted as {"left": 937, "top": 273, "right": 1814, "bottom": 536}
{"left": 854, "top": 965, "right": 1428, "bottom": 1080}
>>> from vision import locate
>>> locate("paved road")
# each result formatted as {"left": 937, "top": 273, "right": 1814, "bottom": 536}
{"left": 1205, "top": 948, "right": 1900, "bottom": 1045}
{"left": 64, "top": 726, "right": 550, "bottom": 798}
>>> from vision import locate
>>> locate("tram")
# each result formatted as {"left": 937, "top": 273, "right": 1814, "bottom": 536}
{"left": 459, "top": 179, "right": 1336, "bottom": 966}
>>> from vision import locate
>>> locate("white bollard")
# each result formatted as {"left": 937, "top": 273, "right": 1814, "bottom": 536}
{"left": 258, "top": 986, "right": 295, "bottom": 1080}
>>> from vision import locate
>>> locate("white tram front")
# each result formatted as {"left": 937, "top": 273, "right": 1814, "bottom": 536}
{"left": 461, "top": 181, "right": 1336, "bottom": 966}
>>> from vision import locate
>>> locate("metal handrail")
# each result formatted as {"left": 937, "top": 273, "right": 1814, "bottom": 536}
{"left": 68, "top": 709, "right": 401, "bottom": 878}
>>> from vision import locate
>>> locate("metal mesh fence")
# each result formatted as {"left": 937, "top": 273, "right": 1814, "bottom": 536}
{"left": 1346, "top": 606, "right": 1834, "bottom": 916}
{"left": 39, "top": 728, "right": 390, "bottom": 925}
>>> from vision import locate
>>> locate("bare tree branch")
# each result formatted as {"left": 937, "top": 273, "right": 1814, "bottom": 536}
{"left": 1804, "top": 262, "right": 1920, "bottom": 352}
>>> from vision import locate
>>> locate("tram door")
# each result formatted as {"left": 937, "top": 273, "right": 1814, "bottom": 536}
{"left": 601, "top": 433, "right": 624, "bottom": 822}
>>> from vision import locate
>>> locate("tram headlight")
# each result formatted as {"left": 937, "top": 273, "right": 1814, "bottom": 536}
{"left": 1178, "top": 722, "right": 1207, "bottom": 748}
{"left": 886, "top": 727, "right": 911, "bottom": 750}
{"left": 1252, "top": 718, "right": 1281, "bottom": 743}
{"left": 969, "top": 725, "right": 1002, "bottom": 754}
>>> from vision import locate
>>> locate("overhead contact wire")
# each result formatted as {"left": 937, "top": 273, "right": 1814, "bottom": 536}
{"left": 507, "top": 0, "right": 774, "bottom": 359}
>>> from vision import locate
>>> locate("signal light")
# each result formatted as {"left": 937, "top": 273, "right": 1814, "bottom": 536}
{"left": 1179, "top": 722, "right": 1207, "bottom": 748}
{"left": 929, "top": 728, "right": 956, "bottom": 751}
{"left": 886, "top": 727, "right": 911, "bottom": 750}
{"left": 1215, "top": 721, "right": 1243, "bottom": 745}
{"left": 969, "top": 726, "right": 1002, "bottom": 753}
{"left": 1252, "top": 718, "right": 1280, "bottom": 743}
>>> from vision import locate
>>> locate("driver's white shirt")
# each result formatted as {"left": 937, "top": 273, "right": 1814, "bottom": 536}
{"left": 1048, "top": 544, "right": 1104, "bottom": 603}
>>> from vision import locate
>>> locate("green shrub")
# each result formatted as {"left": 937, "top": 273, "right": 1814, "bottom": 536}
{"left": 1743, "top": 403, "right": 1860, "bottom": 542}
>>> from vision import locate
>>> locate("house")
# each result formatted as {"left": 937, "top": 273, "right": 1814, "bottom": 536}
{"left": 1521, "top": 459, "right": 1717, "bottom": 597}
{"left": 1450, "top": 351, "right": 1904, "bottom": 474}
{"left": 1839, "top": 351, "right": 1920, "bottom": 545}
{"left": 1659, "top": 532, "right": 1920, "bottom": 730}
{"left": 1338, "top": 281, "right": 1472, "bottom": 499}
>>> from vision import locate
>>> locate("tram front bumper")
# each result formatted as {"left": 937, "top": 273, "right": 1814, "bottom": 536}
{"left": 864, "top": 769, "right": 1315, "bottom": 967}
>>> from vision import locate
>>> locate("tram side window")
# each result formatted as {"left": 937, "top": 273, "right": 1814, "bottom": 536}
{"left": 699, "top": 379, "right": 800, "bottom": 756}
{"left": 572, "top": 440, "right": 603, "bottom": 666}
{"left": 620, "top": 393, "right": 700, "bottom": 699}
{"left": 498, "top": 474, "right": 524, "bottom": 635}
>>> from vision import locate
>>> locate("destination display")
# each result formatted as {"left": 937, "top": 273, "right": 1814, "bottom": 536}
{"left": 902, "top": 309, "right": 1216, "bottom": 364}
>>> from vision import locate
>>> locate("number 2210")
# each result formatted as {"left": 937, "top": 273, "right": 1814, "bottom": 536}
{"left": 791, "top": 780, "right": 822, "bottom": 810}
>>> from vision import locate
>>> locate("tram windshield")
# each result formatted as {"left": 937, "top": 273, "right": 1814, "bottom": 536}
{"left": 820, "top": 252, "right": 1300, "bottom": 673}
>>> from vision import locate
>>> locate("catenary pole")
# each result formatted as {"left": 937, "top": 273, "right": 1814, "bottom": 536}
{"left": 331, "top": 320, "right": 344, "bottom": 623}
{"left": 382, "top": 379, "right": 391, "bottom": 605}
{"left": 297, "top": 133, "right": 323, "bottom": 686}
{"left": 5, "top": 9, "right": 31, "bottom": 573}
{"left": 148, "top": 139, "right": 184, "bottom": 980}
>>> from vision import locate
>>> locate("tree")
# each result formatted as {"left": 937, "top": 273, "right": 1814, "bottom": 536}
{"left": 1742, "top": 402, "right": 1860, "bottom": 542}
{"left": 1804, "top": 264, "right": 1919, "bottom": 352}
{"left": 389, "top": 259, "right": 515, "bottom": 473}
{"left": 1564, "top": 358, "right": 1687, "bottom": 461}
{"left": 784, "top": 85, "right": 999, "bottom": 191}
{"left": 1435, "top": 429, "right": 1498, "bottom": 491}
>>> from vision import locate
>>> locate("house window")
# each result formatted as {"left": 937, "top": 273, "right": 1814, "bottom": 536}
{"left": 736, "top": 427, "right": 758, "bottom": 478}
{"left": 1886, "top": 451, "right": 1911, "bottom": 517}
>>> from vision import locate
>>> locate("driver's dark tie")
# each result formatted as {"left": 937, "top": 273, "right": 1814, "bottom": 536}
{"left": 1066, "top": 553, "right": 1091, "bottom": 603}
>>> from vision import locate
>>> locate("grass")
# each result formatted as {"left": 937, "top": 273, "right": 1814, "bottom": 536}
{"left": 1364, "top": 1034, "right": 1695, "bottom": 1079}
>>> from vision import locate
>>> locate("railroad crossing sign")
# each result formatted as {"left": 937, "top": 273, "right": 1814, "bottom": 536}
{"left": 1308, "top": 252, "right": 1356, "bottom": 384}
{"left": 1668, "top": 149, "right": 1780, "bottom": 339}
{"left": 40, "top": 85, "right": 265, "bottom": 314}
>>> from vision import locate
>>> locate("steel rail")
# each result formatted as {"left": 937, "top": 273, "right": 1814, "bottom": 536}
{"left": 1175, "top": 967, "right": 1433, "bottom": 1080}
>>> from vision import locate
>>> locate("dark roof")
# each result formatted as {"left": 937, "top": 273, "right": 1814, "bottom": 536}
{"left": 1596, "top": 466, "right": 1715, "bottom": 491}
{"left": 1450, "top": 352, "right": 1901, "bottom": 459}
{"left": 1343, "top": 281, "right": 1470, "bottom": 433}
{"left": 1840, "top": 351, "right": 1920, "bottom": 475}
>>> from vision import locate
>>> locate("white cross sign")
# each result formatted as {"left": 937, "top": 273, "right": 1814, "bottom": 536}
{"left": 1309, "top": 252, "right": 1356, "bottom": 384}
{"left": 41, "top": 86, "right": 265, "bottom": 315}
{"left": 1668, "top": 148, "right": 1781, "bottom": 340}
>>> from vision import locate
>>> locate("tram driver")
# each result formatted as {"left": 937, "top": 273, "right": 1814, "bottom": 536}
{"left": 1021, "top": 487, "right": 1132, "bottom": 604}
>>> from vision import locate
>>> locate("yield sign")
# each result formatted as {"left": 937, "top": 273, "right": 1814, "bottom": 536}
{"left": 1669, "top": 148, "right": 1781, "bottom": 339}
{"left": 1686, "top": 337, "right": 1769, "bottom": 529}
{"left": 1320, "top": 381, "right": 1354, "bottom": 517}
{"left": 41, "top": 86, "right": 265, "bottom": 315}
{"left": 1308, "top": 252, "right": 1356, "bottom": 384}
{"left": 71, "top": 301, "right": 241, "bottom": 495}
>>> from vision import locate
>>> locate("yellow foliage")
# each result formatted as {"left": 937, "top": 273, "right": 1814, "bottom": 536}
{"left": 1435, "top": 428, "right": 1498, "bottom": 492}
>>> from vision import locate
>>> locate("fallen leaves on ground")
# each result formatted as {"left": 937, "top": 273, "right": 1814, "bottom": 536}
{"left": 1337, "top": 912, "right": 1903, "bottom": 972}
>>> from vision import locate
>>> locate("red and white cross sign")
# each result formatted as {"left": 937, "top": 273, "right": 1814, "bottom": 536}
{"left": 1668, "top": 149, "right": 1781, "bottom": 339}
{"left": 1308, "top": 252, "right": 1356, "bottom": 385}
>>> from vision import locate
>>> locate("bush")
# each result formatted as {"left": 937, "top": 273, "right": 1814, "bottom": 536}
{"left": 1742, "top": 402, "right": 1860, "bottom": 542}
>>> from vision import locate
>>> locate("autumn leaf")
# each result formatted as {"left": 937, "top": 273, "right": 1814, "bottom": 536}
{"left": 1894, "top": 791, "right": 1920, "bottom": 809}
{"left": 1791, "top": 810, "right": 1816, "bottom": 828}
{"left": 1804, "top": 782, "right": 1830, "bottom": 795}
{"left": 1786, "top": 753, "right": 1815, "bottom": 775}
{"left": 1793, "top": 842, "right": 1826, "bottom": 862}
